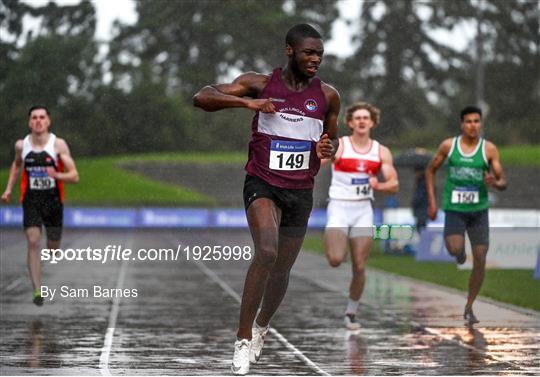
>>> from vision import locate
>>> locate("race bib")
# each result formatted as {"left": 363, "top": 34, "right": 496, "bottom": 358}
{"left": 352, "top": 177, "right": 372, "bottom": 199}
{"left": 269, "top": 140, "right": 310, "bottom": 171}
{"left": 29, "top": 176, "right": 56, "bottom": 190}
{"left": 451, "top": 187, "right": 479, "bottom": 204}
{"left": 29, "top": 170, "right": 56, "bottom": 190}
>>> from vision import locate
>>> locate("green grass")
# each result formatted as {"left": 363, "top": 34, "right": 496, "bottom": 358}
{"left": 0, "top": 156, "right": 214, "bottom": 206}
{"left": 1, "top": 147, "right": 537, "bottom": 206}
{"left": 303, "top": 233, "right": 540, "bottom": 312}
{"left": 115, "top": 151, "right": 246, "bottom": 164}
{"left": 498, "top": 145, "right": 540, "bottom": 167}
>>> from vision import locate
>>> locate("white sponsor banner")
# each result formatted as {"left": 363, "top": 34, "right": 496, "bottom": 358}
{"left": 458, "top": 229, "right": 539, "bottom": 269}
{"left": 386, "top": 208, "right": 540, "bottom": 269}
{"left": 384, "top": 208, "right": 540, "bottom": 227}
{"left": 488, "top": 209, "right": 540, "bottom": 227}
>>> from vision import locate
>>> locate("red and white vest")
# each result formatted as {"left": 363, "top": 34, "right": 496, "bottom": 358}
{"left": 329, "top": 137, "right": 382, "bottom": 200}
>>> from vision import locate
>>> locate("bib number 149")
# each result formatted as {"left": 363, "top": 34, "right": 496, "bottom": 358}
{"left": 269, "top": 140, "right": 311, "bottom": 171}
{"left": 275, "top": 153, "right": 305, "bottom": 169}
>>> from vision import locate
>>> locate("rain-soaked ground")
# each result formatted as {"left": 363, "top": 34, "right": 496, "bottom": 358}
{"left": 1, "top": 228, "right": 539, "bottom": 375}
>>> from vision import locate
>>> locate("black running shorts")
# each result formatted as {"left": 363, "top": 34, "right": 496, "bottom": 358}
{"left": 443, "top": 209, "right": 489, "bottom": 247}
{"left": 23, "top": 196, "right": 63, "bottom": 241}
{"left": 243, "top": 174, "right": 313, "bottom": 237}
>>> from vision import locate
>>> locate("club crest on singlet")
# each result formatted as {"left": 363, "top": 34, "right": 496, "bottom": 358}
{"left": 304, "top": 99, "right": 318, "bottom": 112}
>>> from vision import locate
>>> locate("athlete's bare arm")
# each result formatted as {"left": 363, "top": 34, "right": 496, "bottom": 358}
{"left": 1, "top": 140, "right": 23, "bottom": 203}
{"left": 317, "top": 84, "right": 340, "bottom": 159}
{"left": 193, "top": 72, "right": 275, "bottom": 113}
{"left": 47, "top": 138, "right": 79, "bottom": 184}
{"left": 426, "top": 138, "right": 453, "bottom": 220}
{"left": 370, "top": 145, "right": 399, "bottom": 194}
{"left": 484, "top": 141, "right": 507, "bottom": 191}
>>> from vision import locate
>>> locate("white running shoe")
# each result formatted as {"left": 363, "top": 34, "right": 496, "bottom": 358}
{"left": 250, "top": 324, "right": 269, "bottom": 363}
{"left": 344, "top": 313, "right": 361, "bottom": 330}
{"left": 231, "top": 339, "right": 251, "bottom": 375}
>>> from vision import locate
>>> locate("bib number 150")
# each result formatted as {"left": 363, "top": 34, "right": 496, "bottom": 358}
{"left": 451, "top": 188, "right": 479, "bottom": 204}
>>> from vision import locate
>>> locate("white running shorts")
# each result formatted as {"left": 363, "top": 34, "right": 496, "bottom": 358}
{"left": 325, "top": 199, "right": 374, "bottom": 238}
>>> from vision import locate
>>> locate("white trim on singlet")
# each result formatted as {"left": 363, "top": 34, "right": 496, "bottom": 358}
{"left": 448, "top": 137, "right": 456, "bottom": 157}
{"left": 22, "top": 133, "right": 58, "bottom": 163}
{"left": 347, "top": 136, "right": 374, "bottom": 155}
{"left": 457, "top": 135, "right": 482, "bottom": 157}
{"left": 258, "top": 112, "right": 323, "bottom": 141}
{"left": 341, "top": 137, "right": 380, "bottom": 161}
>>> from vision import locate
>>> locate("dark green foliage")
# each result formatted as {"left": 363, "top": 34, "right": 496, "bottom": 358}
{"left": 0, "top": 0, "right": 538, "bottom": 167}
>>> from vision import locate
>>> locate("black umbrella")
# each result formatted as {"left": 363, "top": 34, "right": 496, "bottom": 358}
{"left": 394, "top": 148, "right": 433, "bottom": 170}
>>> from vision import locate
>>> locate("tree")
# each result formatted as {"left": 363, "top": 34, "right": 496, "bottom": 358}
{"left": 0, "top": 0, "right": 99, "bottom": 164}
{"left": 343, "top": 0, "right": 467, "bottom": 144}
{"left": 475, "top": 0, "right": 539, "bottom": 143}
{"left": 102, "top": 0, "right": 340, "bottom": 153}
{"left": 109, "top": 0, "right": 339, "bottom": 95}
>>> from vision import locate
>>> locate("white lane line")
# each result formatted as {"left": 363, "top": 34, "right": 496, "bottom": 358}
{"left": 99, "top": 239, "right": 132, "bottom": 376}
{"left": 292, "top": 269, "right": 525, "bottom": 371}
{"left": 194, "top": 260, "right": 330, "bottom": 376}
{"left": 3, "top": 277, "right": 23, "bottom": 292}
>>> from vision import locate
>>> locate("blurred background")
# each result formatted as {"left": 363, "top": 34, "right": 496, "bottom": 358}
{"left": 1, "top": 0, "right": 538, "bottom": 208}
{"left": 2, "top": 0, "right": 538, "bottom": 159}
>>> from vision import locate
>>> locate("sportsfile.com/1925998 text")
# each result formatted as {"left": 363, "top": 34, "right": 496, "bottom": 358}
{"left": 40, "top": 244, "right": 253, "bottom": 264}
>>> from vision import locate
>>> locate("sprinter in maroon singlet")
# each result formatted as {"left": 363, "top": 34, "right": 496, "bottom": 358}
{"left": 194, "top": 24, "right": 340, "bottom": 375}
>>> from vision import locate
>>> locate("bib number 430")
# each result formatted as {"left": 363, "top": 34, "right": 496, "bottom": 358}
{"left": 29, "top": 176, "right": 56, "bottom": 190}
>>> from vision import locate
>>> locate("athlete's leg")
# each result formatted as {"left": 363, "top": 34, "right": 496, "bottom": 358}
{"left": 255, "top": 231, "right": 304, "bottom": 327}
{"left": 324, "top": 200, "right": 349, "bottom": 267}
{"left": 444, "top": 210, "right": 467, "bottom": 259}
{"left": 465, "top": 210, "right": 489, "bottom": 311}
{"left": 348, "top": 236, "right": 372, "bottom": 301}
{"left": 237, "top": 198, "right": 280, "bottom": 340}
{"left": 465, "top": 244, "right": 488, "bottom": 310}
{"left": 25, "top": 227, "right": 42, "bottom": 291}
{"left": 444, "top": 234, "right": 466, "bottom": 257}
{"left": 43, "top": 200, "right": 63, "bottom": 250}
{"left": 324, "top": 228, "right": 348, "bottom": 267}
{"left": 45, "top": 227, "right": 62, "bottom": 250}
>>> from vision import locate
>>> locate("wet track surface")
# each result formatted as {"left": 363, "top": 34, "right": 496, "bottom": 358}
{"left": 1, "top": 228, "right": 539, "bottom": 375}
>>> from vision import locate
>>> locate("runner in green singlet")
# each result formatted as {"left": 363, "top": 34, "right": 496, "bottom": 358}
{"left": 426, "top": 106, "right": 506, "bottom": 326}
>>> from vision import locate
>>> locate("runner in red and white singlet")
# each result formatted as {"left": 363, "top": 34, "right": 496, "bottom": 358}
{"left": 323, "top": 102, "right": 398, "bottom": 330}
